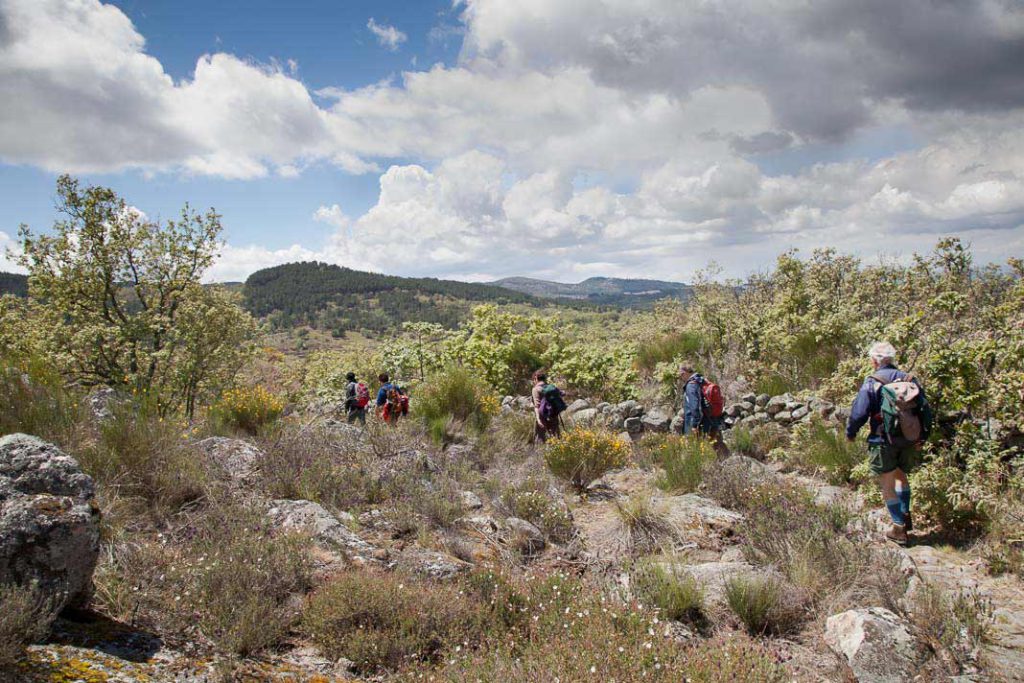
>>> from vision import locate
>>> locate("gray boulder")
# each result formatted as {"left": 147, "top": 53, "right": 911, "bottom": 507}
{"left": 503, "top": 517, "right": 546, "bottom": 555}
{"left": 640, "top": 406, "right": 674, "bottom": 433}
{"left": 774, "top": 410, "right": 793, "bottom": 424}
{"left": 87, "top": 386, "right": 122, "bottom": 422}
{"left": 755, "top": 393, "right": 770, "bottom": 407}
{"left": 825, "top": 607, "right": 923, "bottom": 683}
{"left": 765, "top": 395, "right": 789, "bottom": 415}
{"left": 740, "top": 413, "right": 770, "bottom": 427}
{"left": 459, "top": 490, "right": 483, "bottom": 510}
{"left": 617, "top": 400, "right": 644, "bottom": 418}
{"left": 572, "top": 408, "right": 600, "bottom": 424}
{"left": 0, "top": 434, "right": 100, "bottom": 611}
{"left": 624, "top": 416, "right": 644, "bottom": 434}
{"left": 394, "top": 547, "right": 470, "bottom": 580}
{"left": 566, "top": 398, "right": 591, "bottom": 415}
{"left": 740, "top": 392, "right": 757, "bottom": 404}
{"left": 195, "top": 437, "right": 263, "bottom": 484}
{"left": 791, "top": 406, "right": 810, "bottom": 421}
{"left": 266, "top": 499, "right": 377, "bottom": 561}
{"left": 664, "top": 493, "right": 744, "bottom": 532}
{"left": 596, "top": 402, "right": 612, "bottom": 414}
{"left": 670, "top": 415, "right": 685, "bottom": 435}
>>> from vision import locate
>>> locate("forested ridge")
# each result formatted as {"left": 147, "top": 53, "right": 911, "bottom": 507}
{"left": 242, "top": 261, "right": 595, "bottom": 335}
{"left": 0, "top": 272, "right": 27, "bottom": 297}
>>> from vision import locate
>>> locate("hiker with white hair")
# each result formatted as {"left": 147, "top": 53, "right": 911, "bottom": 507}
{"left": 847, "top": 342, "right": 933, "bottom": 545}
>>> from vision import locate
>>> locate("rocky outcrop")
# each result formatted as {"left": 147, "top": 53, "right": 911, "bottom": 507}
{"left": 266, "top": 499, "right": 377, "bottom": 563}
{"left": 502, "top": 517, "right": 546, "bottom": 555}
{"left": 195, "top": 437, "right": 263, "bottom": 484}
{"left": 824, "top": 607, "right": 923, "bottom": 683}
{"left": 0, "top": 434, "right": 101, "bottom": 611}
{"left": 663, "top": 493, "right": 744, "bottom": 532}
{"left": 394, "top": 547, "right": 470, "bottom": 580}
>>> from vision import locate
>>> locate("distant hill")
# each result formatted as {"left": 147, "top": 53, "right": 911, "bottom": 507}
{"left": 243, "top": 262, "right": 585, "bottom": 337}
{"left": 493, "top": 276, "right": 691, "bottom": 307}
{"left": 0, "top": 272, "right": 28, "bottom": 297}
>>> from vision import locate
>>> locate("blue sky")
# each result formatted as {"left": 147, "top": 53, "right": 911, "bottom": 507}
{"left": 1, "top": 0, "right": 1023, "bottom": 282}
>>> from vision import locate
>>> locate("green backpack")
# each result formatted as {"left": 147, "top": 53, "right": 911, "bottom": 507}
{"left": 873, "top": 373, "right": 933, "bottom": 444}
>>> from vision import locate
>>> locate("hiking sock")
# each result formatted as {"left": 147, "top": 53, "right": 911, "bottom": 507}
{"left": 885, "top": 499, "right": 905, "bottom": 526}
{"left": 897, "top": 487, "right": 911, "bottom": 516}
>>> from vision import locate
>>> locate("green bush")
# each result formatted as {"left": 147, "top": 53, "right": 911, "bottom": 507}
{"left": 631, "top": 559, "right": 705, "bottom": 624}
{"left": 544, "top": 429, "right": 631, "bottom": 491}
{"left": 208, "top": 385, "right": 284, "bottom": 435}
{"left": 0, "top": 360, "right": 83, "bottom": 449}
{"left": 724, "top": 575, "right": 805, "bottom": 635}
{"left": 788, "top": 417, "right": 867, "bottom": 484}
{"left": 635, "top": 331, "right": 704, "bottom": 373}
{"left": 0, "top": 584, "right": 56, "bottom": 673}
{"left": 416, "top": 365, "right": 500, "bottom": 445}
{"left": 651, "top": 434, "right": 717, "bottom": 493}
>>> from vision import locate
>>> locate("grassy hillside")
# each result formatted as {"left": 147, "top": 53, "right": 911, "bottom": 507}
{"left": 494, "top": 275, "right": 692, "bottom": 307}
{"left": 0, "top": 272, "right": 27, "bottom": 297}
{"left": 243, "top": 261, "right": 593, "bottom": 337}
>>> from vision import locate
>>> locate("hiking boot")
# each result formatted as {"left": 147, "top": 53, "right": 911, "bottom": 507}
{"left": 885, "top": 523, "right": 908, "bottom": 546}
{"left": 904, "top": 512, "right": 913, "bottom": 533}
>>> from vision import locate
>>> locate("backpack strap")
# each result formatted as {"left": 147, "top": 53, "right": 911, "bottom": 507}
{"left": 870, "top": 373, "right": 891, "bottom": 386}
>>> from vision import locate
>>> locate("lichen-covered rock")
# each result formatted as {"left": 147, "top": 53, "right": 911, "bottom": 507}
{"left": 765, "top": 395, "right": 789, "bottom": 415}
{"left": 640, "top": 406, "right": 673, "bottom": 432}
{"left": 572, "top": 408, "right": 600, "bottom": 424}
{"left": 87, "top": 386, "right": 123, "bottom": 422}
{"left": 0, "top": 434, "right": 100, "bottom": 610}
{"left": 617, "top": 400, "right": 644, "bottom": 418}
{"left": 459, "top": 490, "right": 483, "bottom": 510}
{"left": 503, "top": 517, "right": 546, "bottom": 555}
{"left": 266, "top": 499, "right": 376, "bottom": 562}
{"left": 824, "top": 607, "right": 923, "bottom": 683}
{"left": 566, "top": 398, "right": 591, "bottom": 415}
{"left": 663, "top": 493, "right": 744, "bottom": 532}
{"left": 624, "top": 416, "right": 643, "bottom": 434}
{"left": 394, "top": 547, "right": 470, "bottom": 580}
{"left": 195, "top": 437, "right": 263, "bottom": 483}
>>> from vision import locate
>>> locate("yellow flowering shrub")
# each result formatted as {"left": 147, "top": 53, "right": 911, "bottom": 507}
{"left": 211, "top": 385, "right": 284, "bottom": 434}
{"left": 545, "top": 429, "right": 630, "bottom": 491}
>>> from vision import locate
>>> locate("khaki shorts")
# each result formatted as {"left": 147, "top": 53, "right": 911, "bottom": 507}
{"left": 868, "top": 442, "right": 919, "bottom": 476}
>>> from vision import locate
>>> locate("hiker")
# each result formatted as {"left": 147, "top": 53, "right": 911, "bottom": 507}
{"left": 847, "top": 342, "right": 933, "bottom": 546}
{"left": 678, "top": 364, "right": 726, "bottom": 452}
{"left": 376, "top": 372, "right": 408, "bottom": 425}
{"left": 344, "top": 372, "right": 369, "bottom": 425}
{"left": 531, "top": 369, "right": 565, "bottom": 443}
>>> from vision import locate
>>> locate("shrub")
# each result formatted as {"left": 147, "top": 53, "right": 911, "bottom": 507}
{"left": 635, "top": 331, "right": 704, "bottom": 373}
{"left": 416, "top": 366, "right": 500, "bottom": 445}
{"left": 180, "top": 502, "right": 312, "bottom": 656}
{"left": 910, "top": 584, "right": 993, "bottom": 666}
{"left": 500, "top": 479, "right": 576, "bottom": 543}
{"left": 209, "top": 385, "right": 284, "bottom": 435}
{"left": 544, "top": 429, "right": 630, "bottom": 491}
{"left": 787, "top": 417, "right": 866, "bottom": 484}
{"left": 615, "top": 494, "right": 677, "bottom": 554}
{"left": 751, "top": 423, "right": 790, "bottom": 458}
{"left": 724, "top": 575, "right": 806, "bottom": 635}
{"left": 302, "top": 570, "right": 493, "bottom": 674}
{"left": 0, "top": 360, "right": 83, "bottom": 449}
{"left": 78, "top": 397, "right": 207, "bottom": 514}
{"left": 256, "top": 425, "right": 384, "bottom": 509}
{"left": 738, "top": 481, "right": 862, "bottom": 598}
{"left": 726, "top": 424, "right": 755, "bottom": 456}
{"left": 650, "top": 434, "right": 716, "bottom": 493}
{"left": 0, "top": 584, "right": 56, "bottom": 673}
{"left": 631, "top": 559, "right": 705, "bottom": 624}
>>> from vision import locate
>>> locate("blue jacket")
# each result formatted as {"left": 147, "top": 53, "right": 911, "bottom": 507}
{"left": 376, "top": 382, "right": 402, "bottom": 407}
{"left": 682, "top": 374, "right": 706, "bottom": 433}
{"left": 846, "top": 365, "right": 909, "bottom": 443}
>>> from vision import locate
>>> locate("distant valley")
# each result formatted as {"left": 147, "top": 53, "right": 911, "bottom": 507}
{"left": 493, "top": 276, "right": 691, "bottom": 306}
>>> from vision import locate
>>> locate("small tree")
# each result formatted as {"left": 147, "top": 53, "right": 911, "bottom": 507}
{"left": 13, "top": 175, "right": 256, "bottom": 415}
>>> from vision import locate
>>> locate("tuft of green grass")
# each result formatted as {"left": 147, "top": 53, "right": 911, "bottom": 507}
{"left": 416, "top": 366, "right": 499, "bottom": 446}
{"left": 788, "top": 417, "right": 867, "bottom": 484}
{"left": 724, "top": 575, "right": 805, "bottom": 636}
{"left": 651, "top": 434, "right": 717, "bottom": 493}
{"left": 631, "top": 559, "right": 705, "bottom": 624}
{"left": 615, "top": 494, "right": 677, "bottom": 555}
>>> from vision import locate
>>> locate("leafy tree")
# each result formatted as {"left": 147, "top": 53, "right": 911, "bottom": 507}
{"left": 13, "top": 175, "right": 256, "bottom": 415}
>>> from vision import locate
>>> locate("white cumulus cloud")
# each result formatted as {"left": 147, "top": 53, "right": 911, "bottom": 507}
{"left": 367, "top": 18, "right": 407, "bottom": 51}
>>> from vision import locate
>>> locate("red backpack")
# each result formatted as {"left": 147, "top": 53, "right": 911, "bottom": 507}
{"left": 355, "top": 382, "right": 370, "bottom": 408}
{"left": 702, "top": 381, "right": 724, "bottom": 418}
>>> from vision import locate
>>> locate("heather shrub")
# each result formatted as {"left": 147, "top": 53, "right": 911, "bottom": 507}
{"left": 209, "top": 385, "right": 284, "bottom": 435}
{"left": 650, "top": 434, "right": 716, "bottom": 493}
{"left": 544, "top": 429, "right": 630, "bottom": 491}
{"left": 630, "top": 559, "right": 705, "bottom": 624}
{"left": 725, "top": 574, "right": 806, "bottom": 635}
{"left": 788, "top": 417, "right": 867, "bottom": 484}
{"left": 910, "top": 584, "right": 993, "bottom": 669}
{"left": 500, "top": 479, "right": 575, "bottom": 543}
{"left": 302, "top": 570, "right": 494, "bottom": 673}
{"left": 0, "top": 584, "right": 56, "bottom": 673}
{"left": 78, "top": 397, "right": 206, "bottom": 514}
